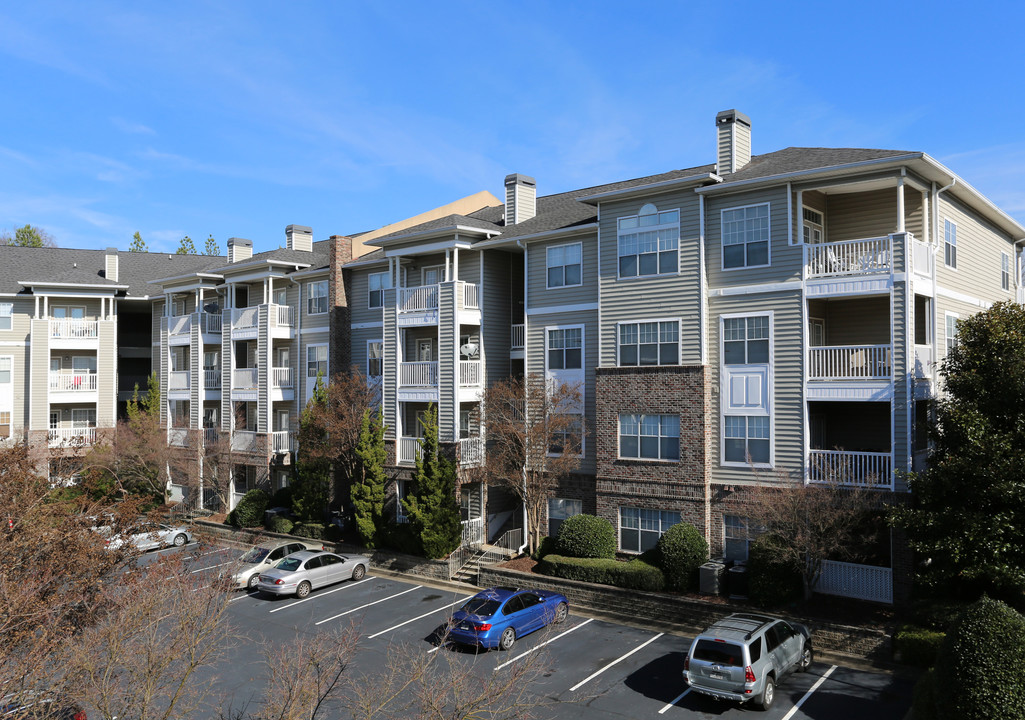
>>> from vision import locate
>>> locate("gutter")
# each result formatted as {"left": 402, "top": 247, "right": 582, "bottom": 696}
{"left": 516, "top": 238, "right": 530, "bottom": 556}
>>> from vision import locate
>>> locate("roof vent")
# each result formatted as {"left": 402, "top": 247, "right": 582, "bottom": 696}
{"left": 715, "top": 110, "right": 752, "bottom": 175}
{"left": 504, "top": 173, "right": 536, "bottom": 225}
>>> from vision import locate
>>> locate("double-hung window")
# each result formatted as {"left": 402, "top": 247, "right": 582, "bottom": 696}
{"left": 618, "top": 321, "right": 679, "bottom": 365}
{"left": 619, "top": 414, "right": 679, "bottom": 461}
{"left": 945, "top": 314, "right": 959, "bottom": 354}
{"left": 307, "top": 345, "right": 328, "bottom": 380}
{"left": 1002, "top": 252, "right": 1011, "bottom": 291}
{"left": 944, "top": 219, "right": 957, "bottom": 269}
{"left": 721, "top": 314, "right": 771, "bottom": 466}
{"left": 620, "top": 507, "right": 680, "bottom": 553}
{"left": 368, "top": 272, "right": 390, "bottom": 309}
{"left": 547, "top": 328, "right": 582, "bottom": 370}
{"left": 617, "top": 205, "right": 679, "bottom": 278}
{"left": 724, "top": 515, "right": 754, "bottom": 562}
{"left": 549, "top": 414, "right": 583, "bottom": 456}
{"left": 724, "top": 416, "right": 770, "bottom": 465}
{"left": 306, "top": 281, "right": 328, "bottom": 315}
{"left": 548, "top": 498, "right": 581, "bottom": 538}
{"left": 723, "top": 316, "right": 769, "bottom": 364}
{"left": 546, "top": 243, "right": 582, "bottom": 288}
{"left": 722, "top": 204, "right": 770, "bottom": 269}
{"left": 367, "top": 340, "right": 383, "bottom": 379}
{"left": 0, "top": 304, "right": 12, "bottom": 331}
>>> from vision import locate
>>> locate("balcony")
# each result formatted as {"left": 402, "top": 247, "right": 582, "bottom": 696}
{"left": 805, "top": 237, "right": 891, "bottom": 279}
{"left": 511, "top": 324, "right": 525, "bottom": 350}
{"left": 808, "top": 450, "right": 892, "bottom": 489}
{"left": 169, "top": 370, "right": 191, "bottom": 391}
{"left": 462, "top": 283, "right": 479, "bottom": 310}
{"left": 459, "top": 360, "right": 482, "bottom": 386}
{"left": 398, "top": 286, "right": 438, "bottom": 313}
{"left": 808, "top": 345, "right": 891, "bottom": 381}
{"left": 231, "top": 307, "right": 259, "bottom": 333}
{"left": 231, "top": 430, "right": 260, "bottom": 453}
{"left": 458, "top": 437, "right": 485, "bottom": 467}
{"left": 272, "top": 304, "right": 294, "bottom": 329}
{"left": 201, "top": 312, "right": 222, "bottom": 334}
{"left": 49, "top": 427, "right": 96, "bottom": 448}
{"left": 49, "top": 319, "right": 99, "bottom": 347}
{"left": 272, "top": 367, "right": 293, "bottom": 389}
{"left": 271, "top": 431, "right": 294, "bottom": 454}
{"left": 397, "top": 436, "right": 422, "bottom": 465}
{"left": 233, "top": 368, "right": 258, "bottom": 390}
{"left": 168, "top": 315, "right": 192, "bottom": 337}
{"left": 204, "top": 369, "right": 221, "bottom": 388}
{"left": 49, "top": 372, "right": 98, "bottom": 392}
{"left": 400, "top": 361, "right": 438, "bottom": 387}
{"left": 169, "top": 427, "right": 189, "bottom": 447}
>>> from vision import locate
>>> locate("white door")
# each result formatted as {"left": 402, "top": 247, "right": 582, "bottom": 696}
{"left": 417, "top": 339, "right": 433, "bottom": 362}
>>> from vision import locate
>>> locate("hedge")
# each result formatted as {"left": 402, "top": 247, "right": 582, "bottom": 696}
{"left": 537, "top": 554, "right": 665, "bottom": 592}
{"left": 894, "top": 625, "right": 945, "bottom": 668}
{"left": 292, "top": 522, "right": 326, "bottom": 540}
{"left": 227, "top": 489, "right": 269, "bottom": 528}
{"left": 267, "top": 515, "right": 294, "bottom": 535}
{"left": 746, "top": 534, "right": 802, "bottom": 607}
{"left": 655, "top": 522, "right": 707, "bottom": 591}
{"left": 556, "top": 514, "right": 616, "bottom": 559}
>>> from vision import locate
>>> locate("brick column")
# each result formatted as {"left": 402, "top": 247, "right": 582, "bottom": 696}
{"left": 329, "top": 235, "right": 353, "bottom": 378}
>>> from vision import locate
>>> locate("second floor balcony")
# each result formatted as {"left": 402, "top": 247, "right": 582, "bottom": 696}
{"left": 49, "top": 372, "right": 98, "bottom": 392}
{"left": 169, "top": 370, "right": 191, "bottom": 391}
{"left": 49, "top": 319, "right": 99, "bottom": 347}
{"left": 233, "top": 368, "right": 258, "bottom": 390}
{"left": 230, "top": 304, "right": 294, "bottom": 339}
{"left": 397, "top": 360, "right": 482, "bottom": 389}
{"left": 808, "top": 345, "right": 891, "bottom": 381}
{"left": 808, "top": 449, "right": 892, "bottom": 490}
{"left": 805, "top": 236, "right": 892, "bottom": 279}
{"left": 49, "top": 427, "right": 96, "bottom": 448}
{"left": 397, "top": 435, "right": 484, "bottom": 467}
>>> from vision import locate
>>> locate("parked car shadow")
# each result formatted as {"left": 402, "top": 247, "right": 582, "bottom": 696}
{"left": 622, "top": 650, "right": 689, "bottom": 703}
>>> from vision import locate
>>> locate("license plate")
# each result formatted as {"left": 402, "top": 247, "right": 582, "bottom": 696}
{"left": 709, "top": 671, "right": 727, "bottom": 680}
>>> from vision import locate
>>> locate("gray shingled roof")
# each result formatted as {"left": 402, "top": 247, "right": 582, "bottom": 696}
{"left": 206, "top": 238, "right": 331, "bottom": 275}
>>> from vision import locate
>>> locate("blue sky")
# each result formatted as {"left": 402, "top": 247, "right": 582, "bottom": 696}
{"left": 1, "top": 1, "right": 1023, "bottom": 253}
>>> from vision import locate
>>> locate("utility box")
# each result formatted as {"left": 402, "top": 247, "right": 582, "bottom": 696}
{"left": 699, "top": 561, "right": 727, "bottom": 595}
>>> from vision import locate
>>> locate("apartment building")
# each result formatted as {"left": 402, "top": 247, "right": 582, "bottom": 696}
{"left": 343, "top": 109, "right": 1025, "bottom": 602}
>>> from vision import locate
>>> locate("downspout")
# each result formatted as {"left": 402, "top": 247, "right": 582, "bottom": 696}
{"left": 516, "top": 238, "right": 530, "bottom": 555}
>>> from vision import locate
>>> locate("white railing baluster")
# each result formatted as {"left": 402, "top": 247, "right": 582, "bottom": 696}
{"left": 808, "top": 345, "right": 891, "bottom": 380}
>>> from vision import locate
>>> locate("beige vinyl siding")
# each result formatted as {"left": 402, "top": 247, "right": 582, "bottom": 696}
{"left": 936, "top": 195, "right": 1017, "bottom": 302}
{"left": 97, "top": 320, "right": 117, "bottom": 428}
{"left": 599, "top": 190, "right": 702, "bottom": 366}
{"left": 705, "top": 185, "right": 796, "bottom": 288}
{"left": 527, "top": 233, "right": 597, "bottom": 310}
{"left": 708, "top": 291, "right": 804, "bottom": 485}
{"left": 825, "top": 188, "right": 902, "bottom": 243}
{"left": 349, "top": 266, "right": 389, "bottom": 326}
{"left": 29, "top": 318, "right": 50, "bottom": 432}
{"left": 2, "top": 299, "right": 33, "bottom": 436}
{"left": 481, "top": 250, "right": 517, "bottom": 386}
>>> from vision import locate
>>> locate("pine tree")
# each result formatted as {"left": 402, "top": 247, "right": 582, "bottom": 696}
{"left": 292, "top": 375, "right": 331, "bottom": 524}
{"left": 351, "top": 407, "right": 387, "bottom": 546}
{"left": 204, "top": 234, "right": 219, "bottom": 255}
{"left": 129, "top": 231, "right": 147, "bottom": 253}
{"left": 402, "top": 405, "right": 462, "bottom": 558}
{"left": 175, "top": 235, "right": 197, "bottom": 255}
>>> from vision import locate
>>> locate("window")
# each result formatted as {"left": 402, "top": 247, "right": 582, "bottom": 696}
{"left": 0, "top": 303, "right": 11, "bottom": 331}
{"left": 549, "top": 414, "right": 583, "bottom": 456}
{"left": 395, "top": 480, "right": 409, "bottom": 523}
{"left": 71, "top": 408, "right": 96, "bottom": 428}
{"left": 617, "top": 204, "right": 679, "bottom": 278}
{"left": 620, "top": 507, "right": 681, "bottom": 553}
{"left": 275, "top": 410, "right": 289, "bottom": 433}
{"left": 723, "top": 316, "right": 769, "bottom": 364}
{"left": 619, "top": 414, "right": 680, "bottom": 461}
{"left": 307, "top": 345, "right": 328, "bottom": 379}
{"left": 722, "top": 204, "right": 770, "bottom": 269}
{"left": 724, "top": 515, "right": 753, "bottom": 562}
{"left": 459, "top": 409, "right": 471, "bottom": 440}
{"left": 0, "top": 357, "right": 10, "bottom": 385}
{"left": 724, "top": 416, "right": 770, "bottom": 464}
{"left": 546, "top": 243, "right": 582, "bottom": 288}
{"left": 0, "top": 411, "right": 9, "bottom": 438}
{"left": 422, "top": 265, "right": 444, "bottom": 285}
{"left": 1002, "top": 253, "right": 1011, "bottom": 291}
{"left": 368, "top": 272, "right": 390, "bottom": 309}
{"left": 618, "top": 321, "right": 679, "bottom": 366}
{"left": 273, "top": 287, "right": 287, "bottom": 306}
{"left": 547, "top": 328, "right": 582, "bottom": 370}
{"left": 306, "top": 281, "right": 328, "bottom": 315}
{"left": 548, "top": 498, "right": 582, "bottom": 537}
{"left": 802, "top": 207, "right": 823, "bottom": 245}
{"left": 171, "top": 299, "right": 186, "bottom": 317}
{"left": 944, "top": 219, "right": 957, "bottom": 269}
{"left": 367, "top": 341, "right": 383, "bottom": 378}
{"left": 945, "top": 314, "right": 959, "bottom": 354}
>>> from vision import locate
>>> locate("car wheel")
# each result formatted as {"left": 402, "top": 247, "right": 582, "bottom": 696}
{"left": 554, "top": 602, "right": 569, "bottom": 624}
{"left": 296, "top": 581, "right": 312, "bottom": 599}
{"left": 247, "top": 574, "right": 259, "bottom": 591}
{"left": 498, "top": 627, "right": 516, "bottom": 651}
{"left": 351, "top": 564, "right": 366, "bottom": 581}
{"left": 798, "top": 644, "right": 813, "bottom": 672}
{"left": 172, "top": 533, "right": 187, "bottom": 547}
{"left": 757, "top": 675, "right": 775, "bottom": 711}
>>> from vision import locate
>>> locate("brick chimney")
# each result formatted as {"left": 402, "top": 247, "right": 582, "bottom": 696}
{"left": 286, "top": 224, "right": 313, "bottom": 252}
{"left": 328, "top": 235, "right": 353, "bottom": 377}
{"left": 716, "top": 110, "right": 752, "bottom": 175}
{"left": 227, "top": 237, "right": 253, "bottom": 263}
{"left": 504, "top": 173, "right": 536, "bottom": 225}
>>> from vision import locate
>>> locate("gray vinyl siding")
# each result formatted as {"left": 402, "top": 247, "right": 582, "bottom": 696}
{"left": 598, "top": 189, "right": 702, "bottom": 366}
{"left": 527, "top": 233, "right": 597, "bottom": 310}
{"left": 705, "top": 185, "right": 796, "bottom": 288}
{"left": 351, "top": 328, "right": 382, "bottom": 377}
{"left": 349, "top": 266, "right": 389, "bottom": 326}
{"left": 438, "top": 284, "right": 456, "bottom": 442}
{"left": 937, "top": 194, "right": 1017, "bottom": 303}
{"left": 892, "top": 281, "right": 910, "bottom": 492}
{"left": 1, "top": 299, "right": 33, "bottom": 436}
{"left": 708, "top": 291, "right": 804, "bottom": 485}
{"left": 807, "top": 296, "right": 891, "bottom": 345}
{"left": 97, "top": 320, "right": 117, "bottom": 427}
{"left": 456, "top": 250, "right": 480, "bottom": 285}
{"left": 381, "top": 290, "right": 398, "bottom": 440}
{"left": 825, "top": 188, "right": 902, "bottom": 243}
{"left": 298, "top": 329, "right": 330, "bottom": 408}
{"left": 481, "top": 250, "right": 516, "bottom": 386}
{"left": 302, "top": 275, "right": 331, "bottom": 332}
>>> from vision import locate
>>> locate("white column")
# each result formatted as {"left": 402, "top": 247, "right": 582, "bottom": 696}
{"left": 445, "top": 249, "right": 451, "bottom": 282}
{"left": 897, "top": 177, "right": 906, "bottom": 233}
{"left": 453, "top": 247, "right": 459, "bottom": 281}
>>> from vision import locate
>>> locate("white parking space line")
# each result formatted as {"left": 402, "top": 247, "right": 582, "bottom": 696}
{"left": 188, "top": 560, "right": 234, "bottom": 574}
{"left": 780, "top": 665, "right": 837, "bottom": 720}
{"left": 492, "top": 618, "right": 594, "bottom": 672}
{"left": 657, "top": 688, "right": 690, "bottom": 714}
{"left": 569, "top": 632, "right": 664, "bottom": 692}
{"left": 267, "top": 577, "right": 374, "bottom": 613}
{"left": 315, "top": 586, "right": 422, "bottom": 626}
{"left": 367, "top": 595, "right": 473, "bottom": 639}
{"left": 229, "top": 592, "right": 256, "bottom": 603}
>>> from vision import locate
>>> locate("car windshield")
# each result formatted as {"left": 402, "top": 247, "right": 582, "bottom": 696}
{"left": 275, "top": 557, "right": 302, "bottom": 572}
{"left": 240, "top": 547, "right": 270, "bottom": 564}
{"left": 693, "top": 639, "right": 744, "bottom": 667}
{"left": 460, "top": 598, "right": 501, "bottom": 617}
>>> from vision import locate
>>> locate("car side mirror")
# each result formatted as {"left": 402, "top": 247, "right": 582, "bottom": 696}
{"left": 264, "top": 558, "right": 272, "bottom": 564}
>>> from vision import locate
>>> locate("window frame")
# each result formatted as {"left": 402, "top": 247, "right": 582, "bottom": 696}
{"left": 0, "top": 303, "right": 12, "bottom": 331}
{"left": 368, "top": 271, "right": 390, "bottom": 309}
{"left": 0, "top": 356, "right": 11, "bottom": 385}
{"left": 546, "top": 326, "right": 583, "bottom": 371}
{"left": 306, "top": 280, "right": 328, "bottom": 316}
{"left": 619, "top": 506, "right": 681, "bottom": 554}
{"left": 616, "top": 204, "right": 681, "bottom": 280}
{"left": 367, "top": 339, "right": 383, "bottom": 379}
{"left": 719, "top": 311, "right": 774, "bottom": 469}
{"left": 721, "top": 202, "right": 771, "bottom": 271}
{"left": 724, "top": 515, "right": 753, "bottom": 562}
{"left": 616, "top": 319, "right": 681, "bottom": 366}
{"left": 618, "top": 413, "right": 680, "bottom": 462}
{"left": 545, "top": 242, "right": 583, "bottom": 290}
{"left": 1002, "top": 252, "right": 1011, "bottom": 291}
{"left": 306, "top": 343, "right": 328, "bottom": 380}
{"left": 548, "top": 413, "right": 584, "bottom": 458}
{"left": 944, "top": 218, "right": 957, "bottom": 270}
{"left": 945, "top": 312, "right": 959, "bottom": 355}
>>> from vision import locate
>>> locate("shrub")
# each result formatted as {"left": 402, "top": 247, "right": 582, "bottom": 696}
{"left": 746, "top": 534, "right": 802, "bottom": 607}
{"left": 381, "top": 522, "right": 422, "bottom": 556}
{"left": 655, "top": 522, "right": 708, "bottom": 591}
{"left": 292, "top": 522, "right": 325, "bottom": 540}
{"left": 556, "top": 514, "right": 616, "bottom": 559}
{"left": 324, "top": 523, "right": 344, "bottom": 543}
{"left": 934, "top": 596, "right": 1025, "bottom": 720}
{"left": 267, "top": 515, "right": 294, "bottom": 535}
{"left": 532, "top": 535, "right": 558, "bottom": 561}
{"left": 895, "top": 625, "right": 945, "bottom": 668}
{"left": 268, "top": 484, "right": 294, "bottom": 510}
{"left": 228, "top": 489, "right": 269, "bottom": 528}
{"left": 912, "top": 668, "right": 939, "bottom": 720}
{"left": 537, "top": 554, "right": 665, "bottom": 592}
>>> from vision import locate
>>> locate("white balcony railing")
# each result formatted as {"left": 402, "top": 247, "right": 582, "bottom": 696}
{"left": 511, "top": 324, "right": 525, "bottom": 350}
{"left": 807, "top": 345, "right": 891, "bottom": 380}
{"left": 271, "top": 431, "right": 293, "bottom": 454}
{"left": 398, "top": 436, "right": 422, "bottom": 465}
{"left": 169, "top": 427, "right": 189, "bottom": 447}
{"left": 169, "top": 370, "right": 191, "bottom": 390}
{"left": 814, "top": 560, "right": 893, "bottom": 604}
{"left": 201, "top": 312, "right": 222, "bottom": 334}
{"left": 805, "top": 237, "right": 891, "bottom": 278}
{"left": 911, "top": 239, "right": 934, "bottom": 277}
{"left": 168, "top": 315, "right": 192, "bottom": 336}
{"left": 459, "top": 360, "right": 482, "bottom": 386}
{"left": 459, "top": 437, "right": 485, "bottom": 467}
{"left": 231, "top": 430, "right": 260, "bottom": 453}
{"left": 48, "top": 427, "right": 96, "bottom": 447}
{"left": 233, "top": 368, "right": 258, "bottom": 389}
{"left": 272, "top": 367, "right": 293, "bottom": 389}
{"left": 49, "top": 372, "right": 98, "bottom": 392}
{"left": 808, "top": 450, "right": 892, "bottom": 489}
{"left": 461, "top": 517, "right": 485, "bottom": 546}
{"left": 204, "top": 369, "right": 221, "bottom": 388}
{"left": 203, "top": 428, "right": 220, "bottom": 447}
{"left": 400, "top": 361, "right": 438, "bottom": 387}
{"left": 462, "top": 283, "right": 480, "bottom": 310}
{"left": 231, "top": 307, "right": 259, "bottom": 330}
{"left": 49, "top": 319, "right": 98, "bottom": 339}
{"left": 398, "top": 286, "right": 438, "bottom": 313}
{"left": 272, "top": 304, "right": 294, "bottom": 328}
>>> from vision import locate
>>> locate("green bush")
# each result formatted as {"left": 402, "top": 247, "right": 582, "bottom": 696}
{"left": 381, "top": 522, "right": 422, "bottom": 556}
{"left": 655, "top": 522, "right": 708, "bottom": 591}
{"left": 537, "top": 554, "right": 665, "bottom": 592}
{"left": 532, "top": 535, "right": 558, "bottom": 561}
{"left": 268, "top": 484, "right": 294, "bottom": 510}
{"left": 746, "top": 534, "right": 802, "bottom": 607}
{"left": 324, "top": 523, "right": 344, "bottom": 543}
{"left": 267, "top": 515, "right": 294, "bottom": 535}
{"left": 934, "top": 596, "right": 1025, "bottom": 720}
{"left": 227, "top": 489, "right": 269, "bottom": 528}
{"left": 912, "top": 668, "right": 939, "bottom": 720}
{"left": 556, "top": 514, "right": 616, "bottom": 559}
{"left": 292, "top": 522, "right": 325, "bottom": 540}
{"left": 895, "top": 625, "right": 945, "bottom": 668}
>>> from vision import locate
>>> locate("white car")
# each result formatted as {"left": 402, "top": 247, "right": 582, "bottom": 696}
{"left": 227, "top": 540, "right": 324, "bottom": 590}
{"left": 104, "top": 521, "right": 194, "bottom": 552}
{"left": 257, "top": 550, "right": 369, "bottom": 598}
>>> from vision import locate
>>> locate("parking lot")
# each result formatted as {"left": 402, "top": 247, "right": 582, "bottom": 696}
{"left": 155, "top": 539, "right": 915, "bottom": 719}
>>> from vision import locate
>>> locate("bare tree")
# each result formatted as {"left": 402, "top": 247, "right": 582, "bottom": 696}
{"left": 480, "top": 373, "right": 584, "bottom": 554}
{"left": 301, "top": 369, "right": 378, "bottom": 488}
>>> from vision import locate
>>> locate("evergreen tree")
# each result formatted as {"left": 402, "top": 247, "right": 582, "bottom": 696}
{"left": 175, "top": 235, "right": 197, "bottom": 255}
{"left": 129, "top": 231, "right": 147, "bottom": 253}
{"left": 204, "top": 234, "right": 219, "bottom": 255}
{"left": 2, "top": 224, "right": 56, "bottom": 247}
{"left": 351, "top": 407, "right": 387, "bottom": 546}
{"left": 292, "top": 375, "right": 331, "bottom": 523}
{"left": 402, "top": 405, "right": 462, "bottom": 558}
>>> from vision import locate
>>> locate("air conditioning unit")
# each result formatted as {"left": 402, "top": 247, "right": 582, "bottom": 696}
{"left": 459, "top": 342, "right": 479, "bottom": 358}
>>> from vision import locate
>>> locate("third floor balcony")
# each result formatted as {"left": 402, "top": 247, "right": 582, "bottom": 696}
{"left": 393, "top": 282, "right": 480, "bottom": 327}
{"left": 230, "top": 304, "right": 294, "bottom": 340}
{"left": 397, "top": 360, "right": 482, "bottom": 389}
{"left": 808, "top": 345, "right": 891, "bottom": 381}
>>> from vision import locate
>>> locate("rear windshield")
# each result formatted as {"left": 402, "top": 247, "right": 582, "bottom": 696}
{"left": 460, "top": 598, "right": 501, "bottom": 617}
{"left": 275, "top": 558, "right": 302, "bottom": 572}
{"left": 693, "top": 639, "right": 744, "bottom": 667}
{"left": 240, "top": 547, "right": 270, "bottom": 564}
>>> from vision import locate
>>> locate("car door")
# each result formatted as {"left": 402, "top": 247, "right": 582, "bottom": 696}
{"left": 500, "top": 595, "right": 526, "bottom": 634}
{"left": 302, "top": 556, "right": 325, "bottom": 588}
{"left": 518, "top": 593, "right": 545, "bottom": 633}
{"left": 134, "top": 524, "right": 159, "bottom": 551}
{"left": 775, "top": 622, "right": 802, "bottom": 672}
{"left": 319, "top": 555, "right": 345, "bottom": 586}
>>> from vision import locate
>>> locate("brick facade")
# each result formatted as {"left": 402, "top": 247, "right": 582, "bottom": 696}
{"left": 328, "top": 235, "right": 353, "bottom": 377}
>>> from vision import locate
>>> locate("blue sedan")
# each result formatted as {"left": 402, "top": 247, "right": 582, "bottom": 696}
{"left": 448, "top": 587, "right": 569, "bottom": 650}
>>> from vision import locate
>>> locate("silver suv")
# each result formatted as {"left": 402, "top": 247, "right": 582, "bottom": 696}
{"left": 684, "top": 613, "right": 812, "bottom": 711}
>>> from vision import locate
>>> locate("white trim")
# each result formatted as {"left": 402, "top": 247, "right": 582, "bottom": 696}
{"left": 719, "top": 311, "right": 775, "bottom": 469}
{"left": 709, "top": 280, "right": 803, "bottom": 297}
{"left": 944, "top": 312, "right": 960, "bottom": 355}
{"left": 616, "top": 413, "right": 681, "bottom": 462}
{"left": 577, "top": 173, "right": 719, "bottom": 202}
{"left": 786, "top": 182, "right": 794, "bottom": 245}
{"left": 720, "top": 202, "right": 771, "bottom": 271}
{"left": 474, "top": 222, "right": 598, "bottom": 249}
{"left": 615, "top": 318, "right": 682, "bottom": 367}
{"left": 696, "top": 153, "right": 924, "bottom": 194}
{"left": 545, "top": 241, "right": 583, "bottom": 290}
{"left": 421, "top": 264, "right": 446, "bottom": 285}
{"left": 942, "top": 217, "right": 958, "bottom": 271}
{"left": 381, "top": 236, "right": 478, "bottom": 255}
{"left": 0, "top": 341, "right": 29, "bottom": 347}
{"left": 298, "top": 327, "right": 331, "bottom": 335}
{"left": 526, "top": 302, "right": 598, "bottom": 316}
{"left": 935, "top": 285, "right": 990, "bottom": 310}
{"left": 367, "top": 271, "right": 390, "bottom": 310}
{"left": 349, "top": 321, "right": 383, "bottom": 330}
{"left": 366, "top": 338, "right": 384, "bottom": 379}
{"left": 305, "top": 279, "right": 328, "bottom": 315}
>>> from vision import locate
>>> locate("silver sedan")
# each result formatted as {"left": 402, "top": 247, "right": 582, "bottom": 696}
{"left": 105, "top": 522, "right": 194, "bottom": 552}
{"left": 257, "top": 550, "right": 369, "bottom": 598}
